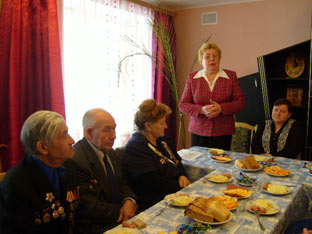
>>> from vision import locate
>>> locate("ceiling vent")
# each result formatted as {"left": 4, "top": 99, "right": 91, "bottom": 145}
{"left": 202, "top": 12, "right": 217, "bottom": 25}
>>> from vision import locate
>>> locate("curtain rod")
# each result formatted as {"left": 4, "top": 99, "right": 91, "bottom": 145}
{"left": 127, "top": 0, "right": 176, "bottom": 16}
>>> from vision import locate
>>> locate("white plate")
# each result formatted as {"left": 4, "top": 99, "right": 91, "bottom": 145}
{"left": 164, "top": 193, "right": 194, "bottom": 207}
{"left": 235, "top": 160, "right": 263, "bottom": 172}
{"left": 211, "top": 156, "right": 233, "bottom": 163}
{"left": 193, "top": 211, "right": 232, "bottom": 225}
{"left": 246, "top": 201, "right": 280, "bottom": 215}
{"left": 221, "top": 188, "right": 252, "bottom": 199}
{"left": 207, "top": 175, "right": 233, "bottom": 183}
{"left": 264, "top": 171, "right": 290, "bottom": 177}
{"left": 105, "top": 228, "right": 140, "bottom": 234}
{"left": 261, "top": 186, "right": 291, "bottom": 195}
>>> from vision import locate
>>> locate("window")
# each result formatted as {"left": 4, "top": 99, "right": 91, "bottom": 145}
{"left": 63, "top": 0, "right": 153, "bottom": 147}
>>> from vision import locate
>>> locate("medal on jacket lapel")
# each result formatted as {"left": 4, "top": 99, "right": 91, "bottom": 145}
{"left": 148, "top": 143, "right": 177, "bottom": 167}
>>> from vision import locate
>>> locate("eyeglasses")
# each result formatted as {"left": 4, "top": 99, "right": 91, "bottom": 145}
{"left": 204, "top": 54, "right": 219, "bottom": 60}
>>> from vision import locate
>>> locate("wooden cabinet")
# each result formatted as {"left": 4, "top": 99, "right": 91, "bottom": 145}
{"left": 257, "top": 40, "right": 312, "bottom": 160}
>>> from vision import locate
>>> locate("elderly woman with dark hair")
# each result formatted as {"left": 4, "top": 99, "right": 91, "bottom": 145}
{"left": 123, "top": 99, "right": 190, "bottom": 211}
{"left": 252, "top": 98, "right": 304, "bottom": 159}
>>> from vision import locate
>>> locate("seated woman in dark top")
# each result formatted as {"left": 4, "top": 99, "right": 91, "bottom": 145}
{"left": 252, "top": 98, "right": 304, "bottom": 159}
{"left": 123, "top": 99, "right": 191, "bottom": 211}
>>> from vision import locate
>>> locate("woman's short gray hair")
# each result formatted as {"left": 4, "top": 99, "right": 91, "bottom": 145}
{"left": 20, "top": 110, "right": 65, "bottom": 156}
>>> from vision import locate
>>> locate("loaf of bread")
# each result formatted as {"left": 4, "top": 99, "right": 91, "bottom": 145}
{"left": 184, "top": 197, "right": 230, "bottom": 222}
{"left": 241, "top": 156, "right": 260, "bottom": 169}
{"left": 210, "top": 148, "right": 225, "bottom": 155}
{"left": 132, "top": 219, "right": 146, "bottom": 229}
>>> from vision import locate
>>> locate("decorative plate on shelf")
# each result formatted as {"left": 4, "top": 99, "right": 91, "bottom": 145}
{"left": 285, "top": 52, "right": 305, "bottom": 78}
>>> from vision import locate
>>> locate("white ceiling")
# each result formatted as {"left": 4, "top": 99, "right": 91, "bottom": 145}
{"left": 140, "top": 0, "right": 263, "bottom": 11}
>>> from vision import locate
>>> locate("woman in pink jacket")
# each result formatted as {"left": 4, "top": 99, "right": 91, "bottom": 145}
{"left": 180, "top": 42, "right": 245, "bottom": 150}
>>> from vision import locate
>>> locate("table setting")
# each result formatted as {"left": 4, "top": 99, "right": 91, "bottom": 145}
{"left": 106, "top": 147, "right": 312, "bottom": 234}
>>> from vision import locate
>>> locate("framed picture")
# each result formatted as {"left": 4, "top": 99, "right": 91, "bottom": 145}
{"left": 286, "top": 85, "right": 303, "bottom": 106}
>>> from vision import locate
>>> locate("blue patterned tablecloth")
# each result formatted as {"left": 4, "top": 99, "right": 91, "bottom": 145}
{"left": 109, "top": 147, "right": 312, "bottom": 234}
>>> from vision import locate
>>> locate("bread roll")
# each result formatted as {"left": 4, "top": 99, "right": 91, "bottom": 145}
{"left": 210, "top": 148, "right": 225, "bottom": 155}
{"left": 241, "top": 156, "right": 260, "bottom": 169}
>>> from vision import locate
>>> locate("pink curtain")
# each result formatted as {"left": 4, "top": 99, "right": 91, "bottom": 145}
{"left": 152, "top": 11, "right": 177, "bottom": 145}
{"left": 0, "top": 0, "right": 65, "bottom": 171}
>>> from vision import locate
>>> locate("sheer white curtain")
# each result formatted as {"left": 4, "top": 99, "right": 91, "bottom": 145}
{"left": 63, "top": 0, "right": 153, "bottom": 147}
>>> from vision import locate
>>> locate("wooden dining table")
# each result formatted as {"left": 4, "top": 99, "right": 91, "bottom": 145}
{"left": 107, "top": 147, "right": 312, "bottom": 234}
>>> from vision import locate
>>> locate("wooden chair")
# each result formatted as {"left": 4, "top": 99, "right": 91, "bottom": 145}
{"left": 0, "top": 172, "right": 6, "bottom": 182}
{"left": 230, "top": 122, "right": 257, "bottom": 154}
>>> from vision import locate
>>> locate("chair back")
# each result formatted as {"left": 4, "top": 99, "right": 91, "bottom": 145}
{"left": 0, "top": 172, "right": 6, "bottom": 182}
{"left": 230, "top": 122, "right": 257, "bottom": 154}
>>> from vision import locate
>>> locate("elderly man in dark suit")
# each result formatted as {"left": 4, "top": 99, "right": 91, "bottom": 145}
{"left": 0, "top": 111, "right": 79, "bottom": 234}
{"left": 73, "top": 108, "right": 138, "bottom": 234}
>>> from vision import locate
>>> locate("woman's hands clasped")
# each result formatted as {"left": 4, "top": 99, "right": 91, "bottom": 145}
{"left": 200, "top": 100, "right": 222, "bottom": 119}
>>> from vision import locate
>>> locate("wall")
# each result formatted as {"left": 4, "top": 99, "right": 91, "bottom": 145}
{"left": 175, "top": 0, "right": 312, "bottom": 148}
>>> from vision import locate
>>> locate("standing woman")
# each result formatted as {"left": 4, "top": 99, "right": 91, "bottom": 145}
{"left": 180, "top": 42, "right": 245, "bottom": 150}
{"left": 123, "top": 99, "right": 190, "bottom": 211}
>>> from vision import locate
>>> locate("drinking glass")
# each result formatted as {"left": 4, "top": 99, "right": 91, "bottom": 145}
{"left": 231, "top": 168, "right": 241, "bottom": 182}
{"left": 236, "top": 200, "right": 246, "bottom": 225}
{"left": 252, "top": 179, "right": 260, "bottom": 196}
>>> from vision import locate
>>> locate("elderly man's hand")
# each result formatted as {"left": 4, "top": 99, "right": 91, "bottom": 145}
{"left": 302, "top": 228, "right": 312, "bottom": 234}
{"left": 179, "top": 175, "right": 191, "bottom": 188}
{"left": 117, "top": 199, "right": 138, "bottom": 223}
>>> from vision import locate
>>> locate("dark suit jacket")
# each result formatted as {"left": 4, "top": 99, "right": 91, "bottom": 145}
{"left": 73, "top": 138, "right": 137, "bottom": 234}
{"left": 0, "top": 156, "right": 79, "bottom": 234}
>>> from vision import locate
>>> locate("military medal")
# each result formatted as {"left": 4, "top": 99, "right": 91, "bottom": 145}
{"left": 46, "top": 192, "right": 55, "bottom": 203}
{"left": 61, "top": 213, "right": 66, "bottom": 220}
{"left": 58, "top": 206, "right": 65, "bottom": 214}
{"left": 42, "top": 213, "right": 51, "bottom": 223}
{"left": 52, "top": 210, "right": 59, "bottom": 219}
{"left": 69, "top": 212, "right": 74, "bottom": 221}
{"left": 148, "top": 143, "right": 177, "bottom": 167}
{"left": 67, "top": 191, "right": 75, "bottom": 203}
{"left": 34, "top": 218, "right": 42, "bottom": 225}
